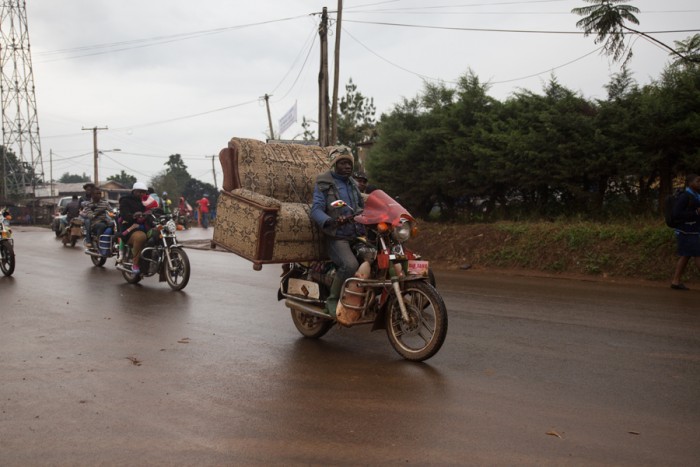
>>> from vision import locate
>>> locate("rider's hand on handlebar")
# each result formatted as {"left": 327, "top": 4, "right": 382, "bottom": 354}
{"left": 335, "top": 215, "right": 353, "bottom": 226}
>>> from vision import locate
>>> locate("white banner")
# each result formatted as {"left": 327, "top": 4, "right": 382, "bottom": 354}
{"left": 278, "top": 101, "right": 297, "bottom": 136}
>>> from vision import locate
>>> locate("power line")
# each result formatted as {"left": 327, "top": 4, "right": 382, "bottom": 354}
{"left": 35, "top": 14, "right": 311, "bottom": 63}
{"left": 343, "top": 19, "right": 700, "bottom": 35}
{"left": 345, "top": 25, "right": 606, "bottom": 86}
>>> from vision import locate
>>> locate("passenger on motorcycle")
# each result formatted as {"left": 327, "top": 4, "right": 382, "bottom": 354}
{"left": 118, "top": 182, "right": 155, "bottom": 276}
{"left": 310, "top": 146, "right": 365, "bottom": 316}
{"left": 79, "top": 182, "right": 96, "bottom": 239}
{"left": 59, "top": 195, "right": 81, "bottom": 235}
{"left": 83, "top": 189, "right": 112, "bottom": 248}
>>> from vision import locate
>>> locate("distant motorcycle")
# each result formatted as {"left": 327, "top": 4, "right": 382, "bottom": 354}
{"left": 110, "top": 213, "right": 191, "bottom": 291}
{"left": 61, "top": 217, "right": 84, "bottom": 247}
{"left": 0, "top": 210, "right": 14, "bottom": 276}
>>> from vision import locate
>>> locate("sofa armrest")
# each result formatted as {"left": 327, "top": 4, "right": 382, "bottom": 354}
{"left": 231, "top": 188, "right": 282, "bottom": 210}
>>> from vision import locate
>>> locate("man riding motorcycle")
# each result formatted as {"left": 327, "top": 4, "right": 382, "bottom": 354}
{"left": 310, "top": 146, "right": 365, "bottom": 317}
{"left": 118, "top": 182, "right": 157, "bottom": 276}
{"left": 59, "top": 195, "right": 81, "bottom": 236}
{"left": 83, "top": 189, "right": 112, "bottom": 248}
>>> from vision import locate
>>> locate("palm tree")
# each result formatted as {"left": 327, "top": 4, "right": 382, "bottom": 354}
{"left": 572, "top": 0, "right": 698, "bottom": 64}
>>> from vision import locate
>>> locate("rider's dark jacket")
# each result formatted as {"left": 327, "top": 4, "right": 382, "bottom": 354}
{"left": 310, "top": 170, "right": 364, "bottom": 239}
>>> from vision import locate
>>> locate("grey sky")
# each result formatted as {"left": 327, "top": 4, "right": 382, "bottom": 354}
{"left": 23, "top": 0, "right": 700, "bottom": 188}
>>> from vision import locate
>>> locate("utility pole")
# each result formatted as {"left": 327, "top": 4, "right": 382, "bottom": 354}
{"left": 263, "top": 94, "right": 275, "bottom": 140}
{"left": 208, "top": 155, "right": 218, "bottom": 191}
{"left": 318, "top": 7, "right": 330, "bottom": 147}
{"left": 82, "top": 126, "right": 108, "bottom": 186}
{"left": 49, "top": 149, "right": 53, "bottom": 196}
{"left": 330, "top": 0, "right": 343, "bottom": 145}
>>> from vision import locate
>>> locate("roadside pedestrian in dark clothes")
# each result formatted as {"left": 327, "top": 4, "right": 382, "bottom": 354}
{"left": 670, "top": 173, "right": 700, "bottom": 290}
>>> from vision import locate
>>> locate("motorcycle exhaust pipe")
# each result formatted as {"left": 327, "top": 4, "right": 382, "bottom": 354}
{"left": 116, "top": 264, "right": 135, "bottom": 274}
{"left": 284, "top": 299, "right": 333, "bottom": 321}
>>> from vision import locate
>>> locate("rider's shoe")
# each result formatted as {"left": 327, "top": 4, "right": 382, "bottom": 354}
{"left": 131, "top": 265, "right": 141, "bottom": 276}
{"left": 324, "top": 277, "right": 343, "bottom": 318}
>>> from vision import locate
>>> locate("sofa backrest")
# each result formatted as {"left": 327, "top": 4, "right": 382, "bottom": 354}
{"left": 219, "top": 138, "right": 330, "bottom": 204}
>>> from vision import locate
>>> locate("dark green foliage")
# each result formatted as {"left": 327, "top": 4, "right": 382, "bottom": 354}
{"left": 368, "top": 55, "right": 700, "bottom": 222}
{"left": 107, "top": 170, "right": 136, "bottom": 187}
{"left": 59, "top": 172, "right": 91, "bottom": 183}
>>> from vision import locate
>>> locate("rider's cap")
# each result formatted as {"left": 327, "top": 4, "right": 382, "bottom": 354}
{"left": 329, "top": 146, "right": 353, "bottom": 168}
{"left": 132, "top": 181, "right": 148, "bottom": 192}
{"left": 162, "top": 191, "right": 168, "bottom": 196}
{"left": 83, "top": 182, "right": 95, "bottom": 189}
{"left": 353, "top": 171, "right": 368, "bottom": 181}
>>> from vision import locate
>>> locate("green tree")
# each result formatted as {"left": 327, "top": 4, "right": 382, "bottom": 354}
{"left": 572, "top": 1, "right": 697, "bottom": 65}
{"left": 150, "top": 154, "right": 192, "bottom": 200}
{"left": 107, "top": 170, "right": 136, "bottom": 187}
{"left": 59, "top": 172, "right": 91, "bottom": 183}
{"left": 1, "top": 147, "right": 41, "bottom": 199}
{"left": 337, "top": 77, "right": 377, "bottom": 152}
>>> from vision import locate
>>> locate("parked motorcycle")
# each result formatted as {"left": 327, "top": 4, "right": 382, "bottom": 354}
{"left": 1, "top": 210, "right": 15, "bottom": 276}
{"left": 61, "top": 217, "right": 84, "bottom": 247}
{"left": 111, "top": 213, "right": 191, "bottom": 291}
{"left": 279, "top": 190, "right": 447, "bottom": 362}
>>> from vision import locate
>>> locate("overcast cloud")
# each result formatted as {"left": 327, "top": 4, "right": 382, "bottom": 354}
{"left": 20, "top": 0, "right": 700, "bottom": 188}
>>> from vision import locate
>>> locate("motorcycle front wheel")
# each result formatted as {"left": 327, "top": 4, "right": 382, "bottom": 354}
{"left": 290, "top": 310, "right": 334, "bottom": 339}
{"left": 385, "top": 280, "right": 447, "bottom": 362}
{"left": 121, "top": 248, "right": 142, "bottom": 284}
{"left": 165, "top": 247, "right": 190, "bottom": 291}
{"left": 0, "top": 241, "right": 15, "bottom": 276}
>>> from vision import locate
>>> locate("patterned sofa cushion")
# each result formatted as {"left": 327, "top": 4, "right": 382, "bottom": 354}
{"left": 222, "top": 137, "right": 329, "bottom": 203}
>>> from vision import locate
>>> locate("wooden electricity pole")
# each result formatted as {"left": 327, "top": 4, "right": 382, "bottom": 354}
{"left": 318, "top": 7, "right": 330, "bottom": 147}
{"left": 263, "top": 94, "right": 275, "bottom": 140}
{"left": 330, "top": 0, "right": 343, "bottom": 145}
{"left": 82, "top": 126, "right": 108, "bottom": 186}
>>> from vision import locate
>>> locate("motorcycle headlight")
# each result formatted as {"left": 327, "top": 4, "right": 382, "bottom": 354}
{"left": 392, "top": 219, "right": 413, "bottom": 243}
{"left": 165, "top": 219, "right": 177, "bottom": 234}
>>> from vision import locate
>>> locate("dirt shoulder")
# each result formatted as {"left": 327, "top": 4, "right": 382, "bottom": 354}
{"left": 409, "top": 221, "right": 687, "bottom": 285}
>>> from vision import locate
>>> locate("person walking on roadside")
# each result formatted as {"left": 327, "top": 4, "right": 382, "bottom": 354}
{"left": 196, "top": 194, "right": 211, "bottom": 229}
{"left": 670, "top": 173, "right": 700, "bottom": 290}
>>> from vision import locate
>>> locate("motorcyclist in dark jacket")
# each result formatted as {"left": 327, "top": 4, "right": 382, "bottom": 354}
{"left": 118, "top": 182, "right": 152, "bottom": 275}
{"left": 59, "top": 195, "right": 81, "bottom": 234}
{"left": 310, "top": 146, "right": 365, "bottom": 316}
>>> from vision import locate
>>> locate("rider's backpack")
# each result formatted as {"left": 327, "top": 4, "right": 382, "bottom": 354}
{"left": 664, "top": 188, "right": 686, "bottom": 228}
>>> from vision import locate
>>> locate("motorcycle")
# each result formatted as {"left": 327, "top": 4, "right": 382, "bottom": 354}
{"left": 1, "top": 210, "right": 15, "bottom": 276}
{"left": 83, "top": 211, "right": 119, "bottom": 267}
{"left": 106, "top": 212, "right": 191, "bottom": 291}
{"left": 172, "top": 207, "right": 190, "bottom": 230}
{"left": 61, "top": 217, "right": 84, "bottom": 247}
{"left": 279, "top": 190, "right": 448, "bottom": 362}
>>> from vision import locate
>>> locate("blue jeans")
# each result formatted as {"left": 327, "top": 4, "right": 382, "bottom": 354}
{"left": 327, "top": 238, "right": 359, "bottom": 287}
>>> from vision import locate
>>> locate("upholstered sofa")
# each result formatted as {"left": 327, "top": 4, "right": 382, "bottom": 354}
{"left": 212, "top": 137, "right": 331, "bottom": 270}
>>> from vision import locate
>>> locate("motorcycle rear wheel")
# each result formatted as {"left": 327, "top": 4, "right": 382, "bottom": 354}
{"left": 290, "top": 310, "right": 334, "bottom": 339}
{"left": 70, "top": 235, "right": 78, "bottom": 247}
{"left": 165, "top": 247, "right": 190, "bottom": 291}
{"left": 0, "top": 241, "right": 15, "bottom": 276}
{"left": 385, "top": 280, "right": 447, "bottom": 362}
{"left": 121, "top": 249, "right": 142, "bottom": 284}
{"left": 90, "top": 254, "right": 107, "bottom": 267}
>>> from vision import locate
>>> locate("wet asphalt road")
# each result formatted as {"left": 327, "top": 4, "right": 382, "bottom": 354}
{"left": 1, "top": 226, "right": 699, "bottom": 466}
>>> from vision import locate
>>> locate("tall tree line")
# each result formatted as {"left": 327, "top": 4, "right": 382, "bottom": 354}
{"left": 367, "top": 50, "right": 700, "bottom": 221}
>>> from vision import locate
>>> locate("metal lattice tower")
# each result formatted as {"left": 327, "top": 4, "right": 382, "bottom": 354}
{"left": 0, "top": 0, "right": 43, "bottom": 199}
